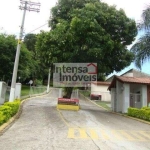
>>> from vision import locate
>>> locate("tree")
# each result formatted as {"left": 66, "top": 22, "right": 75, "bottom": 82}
{"left": 131, "top": 5, "right": 150, "bottom": 69}
{"left": 0, "top": 34, "right": 34, "bottom": 82}
{"left": 23, "top": 33, "right": 49, "bottom": 84}
{"left": 36, "top": 0, "right": 137, "bottom": 98}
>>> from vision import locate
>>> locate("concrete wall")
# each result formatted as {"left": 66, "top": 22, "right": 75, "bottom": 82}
{"left": 91, "top": 83, "right": 111, "bottom": 101}
{"left": 111, "top": 88, "right": 116, "bottom": 111}
{"left": 116, "top": 81, "right": 124, "bottom": 112}
{"left": 141, "top": 85, "right": 147, "bottom": 107}
{"left": 122, "top": 83, "right": 130, "bottom": 113}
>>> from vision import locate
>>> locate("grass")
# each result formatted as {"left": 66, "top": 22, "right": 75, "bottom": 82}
{"left": 21, "top": 85, "right": 30, "bottom": 96}
{"left": 80, "top": 90, "right": 90, "bottom": 97}
{"left": 96, "top": 101, "right": 111, "bottom": 110}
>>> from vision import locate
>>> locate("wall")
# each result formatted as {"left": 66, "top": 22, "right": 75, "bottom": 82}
{"left": 111, "top": 88, "right": 116, "bottom": 111}
{"left": 116, "top": 81, "right": 123, "bottom": 112}
{"left": 141, "top": 85, "right": 147, "bottom": 107}
{"left": 122, "top": 83, "right": 130, "bottom": 113}
{"left": 91, "top": 83, "right": 111, "bottom": 101}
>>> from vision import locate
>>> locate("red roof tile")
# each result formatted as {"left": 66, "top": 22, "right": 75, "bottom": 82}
{"left": 92, "top": 81, "right": 111, "bottom": 85}
{"left": 117, "top": 76, "right": 150, "bottom": 84}
{"left": 108, "top": 76, "right": 150, "bottom": 90}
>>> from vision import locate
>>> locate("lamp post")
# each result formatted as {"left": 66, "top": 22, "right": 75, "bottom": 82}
{"left": 47, "top": 68, "right": 51, "bottom": 93}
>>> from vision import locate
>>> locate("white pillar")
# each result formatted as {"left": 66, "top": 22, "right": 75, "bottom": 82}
{"left": 141, "top": 85, "right": 147, "bottom": 107}
{"left": 116, "top": 81, "right": 123, "bottom": 112}
{"left": 47, "top": 68, "right": 51, "bottom": 93}
{"left": 111, "top": 88, "right": 115, "bottom": 111}
{"left": 122, "top": 83, "right": 130, "bottom": 113}
{"left": 59, "top": 88, "right": 62, "bottom": 98}
{"left": 0, "top": 82, "right": 7, "bottom": 105}
{"left": 15, "top": 83, "right": 22, "bottom": 99}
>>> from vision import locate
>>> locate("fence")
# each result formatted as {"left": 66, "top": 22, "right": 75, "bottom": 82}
{"left": 29, "top": 86, "right": 47, "bottom": 97}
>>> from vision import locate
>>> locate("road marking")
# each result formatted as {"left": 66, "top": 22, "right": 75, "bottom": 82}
{"left": 67, "top": 128, "right": 150, "bottom": 141}
{"left": 90, "top": 129, "right": 99, "bottom": 139}
{"left": 131, "top": 131, "right": 146, "bottom": 141}
{"left": 111, "top": 130, "right": 123, "bottom": 140}
{"left": 139, "top": 131, "right": 150, "bottom": 139}
{"left": 67, "top": 128, "right": 89, "bottom": 139}
{"left": 67, "top": 128, "right": 75, "bottom": 138}
{"left": 119, "top": 130, "right": 135, "bottom": 141}
{"left": 100, "top": 130, "right": 109, "bottom": 140}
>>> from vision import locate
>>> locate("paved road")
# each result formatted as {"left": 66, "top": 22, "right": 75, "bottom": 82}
{"left": 0, "top": 88, "right": 150, "bottom": 150}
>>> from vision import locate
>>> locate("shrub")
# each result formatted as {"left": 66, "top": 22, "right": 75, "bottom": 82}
{"left": 4, "top": 100, "right": 21, "bottom": 116}
{"left": 128, "top": 107, "right": 150, "bottom": 121}
{"left": 142, "top": 107, "right": 150, "bottom": 110}
{"left": 0, "top": 106, "right": 12, "bottom": 122}
{"left": 0, "top": 100, "right": 21, "bottom": 126}
{"left": 0, "top": 112, "right": 6, "bottom": 126}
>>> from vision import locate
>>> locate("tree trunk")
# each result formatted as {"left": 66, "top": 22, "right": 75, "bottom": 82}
{"left": 63, "top": 87, "right": 73, "bottom": 99}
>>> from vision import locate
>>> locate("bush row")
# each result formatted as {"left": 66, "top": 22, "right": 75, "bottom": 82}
{"left": 128, "top": 107, "right": 150, "bottom": 121}
{"left": 0, "top": 100, "right": 21, "bottom": 126}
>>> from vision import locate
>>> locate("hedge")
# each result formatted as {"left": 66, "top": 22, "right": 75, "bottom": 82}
{"left": 128, "top": 107, "right": 150, "bottom": 121}
{"left": 0, "top": 100, "right": 21, "bottom": 126}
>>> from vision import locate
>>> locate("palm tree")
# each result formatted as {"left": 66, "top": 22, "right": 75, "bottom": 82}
{"left": 131, "top": 5, "right": 150, "bottom": 69}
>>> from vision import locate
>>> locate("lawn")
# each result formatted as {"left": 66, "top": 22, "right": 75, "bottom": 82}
{"left": 21, "top": 85, "right": 47, "bottom": 96}
{"left": 96, "top": 101, "right": 111, "bottom": 110}
{"left": 21, "top": 85, "right": 30, "bottom": 96}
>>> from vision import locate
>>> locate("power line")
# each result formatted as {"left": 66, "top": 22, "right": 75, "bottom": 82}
{"left": 26, "top": 22, "right": 48, "bottom": 34}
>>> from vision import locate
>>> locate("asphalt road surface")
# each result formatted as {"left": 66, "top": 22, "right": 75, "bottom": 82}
{"left": 0, "top": 88, "right": 150, "bottom": 150}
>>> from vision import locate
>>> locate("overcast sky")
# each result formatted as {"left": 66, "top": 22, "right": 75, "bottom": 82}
{"left": 0, "top": 0, "right": 150, "bottom": 75}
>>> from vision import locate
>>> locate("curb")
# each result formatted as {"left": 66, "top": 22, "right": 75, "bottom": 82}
{"left": 0, "top": 91, "right": 51, "bottom": 135}
{"left": 79, "top": 92, "right": 150, "bottom": 126}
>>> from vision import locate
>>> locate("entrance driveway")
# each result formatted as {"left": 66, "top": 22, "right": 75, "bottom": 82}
{"left": 0, "top": 88, "right": 150, "bottom": 150}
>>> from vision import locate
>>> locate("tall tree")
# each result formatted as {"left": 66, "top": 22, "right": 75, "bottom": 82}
{"left": 131, "top": 5, "right": 150, "bottom": 69}
{"left": 0, "top": 34, "right": 34, "bottom": 81}
{"left": 36, "top": 0, "right": 137, "bottom": 98}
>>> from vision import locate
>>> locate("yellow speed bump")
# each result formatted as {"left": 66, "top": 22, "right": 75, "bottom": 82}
{"left": 57, "top": 104, "right": 79, "bottom": 111}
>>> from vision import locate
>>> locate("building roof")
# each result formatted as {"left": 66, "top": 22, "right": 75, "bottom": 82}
{"left": 108, "top": 76, "right": 150, "bottom": 90}
{"left": 121, "top": 68, "right": 150, "bottom": 77}
{"left": 92, "top": 81, "right": 111, "bottom": 85}
{"left": 106, "top": 68, "right": 150, "bottom": 82}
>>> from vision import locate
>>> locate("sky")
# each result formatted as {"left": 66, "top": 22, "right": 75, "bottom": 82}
{"left": 0, "top": 0, "right": 150, "bottom": 76}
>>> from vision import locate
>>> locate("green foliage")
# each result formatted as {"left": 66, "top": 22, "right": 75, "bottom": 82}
{"left": 37, "top": 0, "right": 137, "bottom": 76}
{"left": 0, "top": 34, "right": 35, "bottom": 81}
{"left": 36, "top": 0, "right": 137, "bottom": 98}
{"left": 24, "top": 33, "right": 50, "bottom": 81}
{"left": 0, "top": 105, "right": 12, "bottom": 122}
{"left": 131, "top": 5, "right": 150, "bottom": 69}
{"left": 0, "top": 112, "right": 5, "bottom": 126}
{"left": 4, "top": 100, "right": 21, "bottom": 116}
{"left": 0, "top": 100, "right": 21, "bottom": 126}
{"left": 128, "top": 107, "right": 150, "bottom": 121}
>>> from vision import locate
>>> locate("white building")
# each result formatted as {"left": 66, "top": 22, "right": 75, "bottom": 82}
{"left": 91, "top": 82, "right": 111, "bottom": 101}
{"left": 108, "top": 76, "right": 150, "bottom": 113}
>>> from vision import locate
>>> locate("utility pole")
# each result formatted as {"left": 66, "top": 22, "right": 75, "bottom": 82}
{"left": 9, "top": 0, "right": 40, "bottom": 102}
